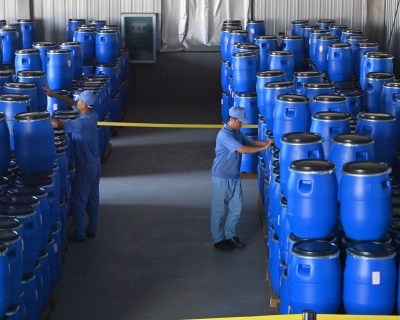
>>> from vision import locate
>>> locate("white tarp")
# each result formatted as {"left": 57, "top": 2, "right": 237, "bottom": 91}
{"left": 161, "top": 0, "right": 250, "bottom": 51}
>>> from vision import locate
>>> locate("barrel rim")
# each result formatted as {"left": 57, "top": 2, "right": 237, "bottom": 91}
{"left": 269, "top": 51, "right": 293, "bottom": 56}
{"left": 0, "top": 94, "right": 31, "bottom": 102}
{"left": 264, "top": 81, "right": 294, "bottom": 89}
{"left": 257, "top": 70, "right": 285, "bottom": 77}
{"left": 294, "top": 71, "right": 323, "bottom": 78}
{"left": 347, "top": 242, "right": 395, "bottom": 258}
{"left": 289, "top": 159, "right": 336, "bottom": 173}
{"left": 291, "top": 20, "right": 309, "bottom": 25}
{"left": 357, "top": 112, "right": 395, "bottom": 121}
{"left": 332, "top": 133, "right": 374, "bottom": 145}
{"left": 342, "top": 161, "right": 390, "bottom": 176}
{"left": 254, "top": 35, "right": 277, "bottom": 40}
{"left": 14, "top": 111, "right": 50, "bottom": 121}
{"left": 312, "top": 111, "right": 350, "bottom": 121}
{"left": 313, "top": 94, "right": 346, "bottom": 102}
{"left": 277, "top": 94, "right": 309, "bottom": 103}
{"left": 4, "top": 82, "right": 36, "bottom": 89}
{"left": 32, "top": 41, "right": 57, "bottom": 47}
{"left": 15, "top": 48, "right": 40, "bottom": 54}
{"left": 281, "top": 132, "right": 324, "bottom": 144}
{"left": 292, "top": 240, "right": 339, "bottom": 258}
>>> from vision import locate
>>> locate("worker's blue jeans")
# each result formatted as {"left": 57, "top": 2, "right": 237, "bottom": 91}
{"left": 210, "top": 176, "right": 243, "bottom": 243}
{"left": 70, "top": 162, "right": 101, "bottom": 239}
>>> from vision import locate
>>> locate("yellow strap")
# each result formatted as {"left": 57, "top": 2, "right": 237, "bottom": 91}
{"left": 97, "top": 121, "right": 258, "bottom": 129}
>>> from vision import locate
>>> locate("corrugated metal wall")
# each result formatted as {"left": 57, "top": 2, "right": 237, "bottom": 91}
{"left": 385, "top": 0, "right": 400, "bottom": 58}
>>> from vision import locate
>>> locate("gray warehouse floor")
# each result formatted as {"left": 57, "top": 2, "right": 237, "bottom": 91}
{"left": 50, "top": 52, "right": 274, "bottom": 320}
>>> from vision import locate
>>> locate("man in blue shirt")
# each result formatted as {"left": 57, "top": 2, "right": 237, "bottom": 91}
{"left": 44, "top": 88, "right": 101, "bottom": 242}
{"left": 211, "top": 106, "right": 273, "bottom": 252}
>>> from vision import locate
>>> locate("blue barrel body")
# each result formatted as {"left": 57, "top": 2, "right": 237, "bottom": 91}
{"left": 17, "top": 20, "right": 36, "bottom": 49}
{"left": 73, "top": 27, "right": 96, "bottom": 63}
{"left": 289, "top": 241, "right": 341, "bottom": 314}
{"left": 269, "top": 174, "right": 281, "bottom": 235}
{"left": 395, "top": 99, "right": 400, "bottom": 148}
{"left": 0, "top": 113, "right": 10, "bottom": 173}
{"left": 66, "top": 19, "right": 86, "bottom": 42}
{"left": 311, "top": 112, "right": 351, "bottom": 159}
{"left": 344, "top": 243, "right": 396, "bottom": 315}
{"left": 280, "top": 36, "right": 303, "bottom": 71}
{"left": 3, "top": 83, "right": 37, "bottom": 111}
{"left": 14, "top": 49, "right": 41, "bottom": 73}
{"left": 56, "top": 147, "right": 68, "bottom": 202}
{"left": 273, "top": 95, "right": 310, "bottom": 149}
{"left": 32, "top": 260, "right": 42, "bottom": 318}
{"left": 100, "top": 25, "right": 122, "bottom": 53}
{"left": 38, "top": 250, "right": 49, "bottom": 311}
{"left": 95, "top": 63, "right": 119, "bottom": 97}
{"left": 221, "top": 92, "right": 229, "bottom": 123}
{"left": 329, "top": 24, "right": 348, "bottom": 38}
{"left": 278, "top": 197, "right": 291, "bottom": 263}
{"left": 327, "top": 43, "right": 353, "bottom": 82}
{"left": 267, "top": 51, "right": 294, "bottom": 81}
{"left": 0, "top": 71, "right": 13, "bottom": 92}
{"left": 354, "top": 43, "right": 379, "bottom": 81}
{"left": 315, "top": 36, "right": 339, "bottom": 72}
{"left": 268, "top": 232, "right": 280, "bottom": 294}
{"left": 300, "top": 25, "right": 319, "bottom": 58}
{"left": 32, "top": 42, "right": 57, "bottom": 72}
{"left": 256, "top": 70, "right": 286, "bottom": 117}
{"left": 280, "top": 268, "right": 290, "bottom": 314}
{"left": 47, "top": 90, "right": 71, "bottom": 115}
{"left": 0, "top": 244, "right": 9, "bottom": 318}
{"left": 293, "top": 71, "right": 323, "bottom": 95}
{"left": 14, "top": 111, "right": 55, "bottom": 174}
{"left": 311, "top": 95, "right": 347, "bottom": 116}
{"left": 287, "top": 160, "right": 338, "bottom": 238}
{"left": 364, "top": 72, "right": 395, "bottom": 112}
{"left": 88, "top": 20, "right": 106, "bottom": 30}
{"left": 59, "top": 42, "right": 84, "bottom": 80}
{"left": 220, "top": 26, "right": 242, "bottom": 61}
{"left": 355, "top": 112, "right": 396, "bottom": 166}
{"left": 221, "top": 60, "right": 230, "bottom": 93}
{"left": 46, "top": 237, "right": 57, "bottom": 292}
{"left": 317, "top": 19, "right": 335, "bottom": 30}
{"left": 279, "top": 132, "right": 325, "bottom": 196}
{"left": 95, "top": 29, "right": 119, "bottom": 64}
{"left": 5, "top": 24, "right": 22, "bottom": 50}
{"left": 235, "top": 92, "right": 258, "bottom": 134}
{"left": 346, "top": 35, "right": 368, "bottom": 54}
{"left": 339, "top": 91, "right": 363, "bottom": 117}
{"left": 52, "top": 223, "right": 62, "bottom": 282}
{"left": 21, "top": 272, "right": 37, "bottom": 320}
{"left": 255, "top": 36, "right": 278, "bottom": 71}
{"left": 291, "top": 20, "right": 309, "bottom": 37}
{"left": 234, "top": 43, "right": 261, "bottom": 71}
{"left": 82, "top": 62, "right": 95, "bottom": 77}
{"left": 380, "top": 82, "right": 400, "bottom": 115}
{"left": 0, "top": 94, "right": 31, "bottom": 150}
{"left": 232, "top": 52, "right": 257, "bottom": 92}
{"left": 303, "top": 83, "right": 335, "bottom": 110}
{"left": 17, "top": 70, "right": 48, "bottom": 112}
{"left": 329, "top": 133, "right": 375, "bottom": 187}
{"left": 263, "top": 81, "right": 295, "bottom": 130}
{"left": 360, "top": 52, "right": 394, "bottom": 91}
{"left": 227, "top": 30, "right": 249, "bottom": 63}
{"left": 309, "top": 29, "right": 330, "bottom": 63}
{"left": 340, "top": 29, "right": 363, "bottom": 43}
{"left": 46, "top": 49, "right": 74, "bottom": 90}
{"left": 0, "top": 28, "right": 19, "bottom": 64}
{"left": 246, "top": 21, "right": 265, "bottom": 43}
{"left": 240, "top": 134, "right": 258, "bottom": 173}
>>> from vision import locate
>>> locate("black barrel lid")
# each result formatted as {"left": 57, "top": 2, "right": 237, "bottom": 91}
{"left": 52, "top": 113, "right": 79, "bottom": 120}
{"left": 358, "top": 112, "right": 395, "bottom": 121}
{"left": 257, "top": 70, "right": 285, "bottom": 77}
{"left": 365, "top": 72, "right": 394, "bottom": 80}
{"left": 0, "top": 112, "right": 5, "bottom": 121}
{"left": 301, "top": 25, "right": 319, "bottom": 30}
{"left": 277, "top": 94, "right": 309, "bottom": 103}
{"left": 269, "top": 51, "right": 293, "bottom": 56}
{"left": 272, "top": 159, "right": 279, "bottom": 167}
{"left": 223, "top": 20, "right": 241, "bottom": 24}
{"left": 304, "top": 82, "right": 335, "bottom": 89}
{"left": 15, "top": 49, "right": 40, "bottom": 54}
{"left": 316, "top": 35, "right": 339, "bottom": 41}
{"left": 330, "top": 25, "right": 348, "bottom": 30}
{"left": 236, "top": 43, "right": 260, "bottom": 50}
{"left": 0, "top": 196, "right": 39, "bottom": 206}
{"left": 314, "top": 94, "right": 346, "bottom": 102}
{"left": 68, "top": 18, "right": 85, "bottom": 22}
{"left": 290, "top": 232, "right": 336, "bottom": 243}
{"left": 232, "top": 51, "right": 257, "bottom": 58}
{"left": 366, "top": 52, "right": 393, "bottom": 59}
{"left": 75, "top": 27, "right": 95, "bottom": 32}
{"left": 0, "top": 94, "right": 30, "bottom": 102}
{"left": 290, "top": 159, "right": 335, "bottom": 172}
{"left": 313, "top": 111, "right": 350, "bottom": 120}
{"left": 0, "top": 28, "right": 17, "bottom": 32}
{"left": 88, "top": 20, "right": 106, "bottom": 24}
{"left": 59, "top": 41, "right": 81, "bottom": 46}
{"left": 342, "top": 29, "right": 363, "bottom": 34}
{"left": 348, "top": 242, "right": 395, "bottom": 257}
{"left": 346, "top": 35, "right": 368, "bottom": 41}
{"left": 96, "top": 29, "right": 116, "bottom": 34}
{"left": 0, "top": 70, "right": 13, "bottom": 77}
{"left": 221, "top": 26, "right": 242, "bottom": 32}
{"left": 14, "top": 111, "right": 50, "bottom": 121}
{"left": 390, "top": 219, "right": 400, "bottom": 232}
{"left": 265, "top": 81, "right": 294, "bottom": 89}
{"left": 282, "top": 36, "right": 302, "bottom": 40}
{"left": 339, "top": 90, "right": 363, "bottom": 97}
{"left": 275, "top": 176, "right": 280, "bottom": 184}
{"left": 47, "top": 49, "right": 71, "bottom": 54}
{"left": 0, "top": 229, "right": 19, "bottom": 242}
{"left": 101, "top": 24, "right": 121, "bottom": 29}
{"left": 14, "top": 176, "right": 53, "bottom": 187}
{"left": 0, "top": 204, "right": 34, "bottom": 216}
{"left": 342, "top": 161, "right": 388, "bottom": 175}
{"left": 4, "top": 23, "right": 20, "bottom": 27}
{"left": 383, "top": 82, "right": 400, "bottom": 88}
{"left": 17, "top": 19, "right": 34, "bottom": 23}
{"left": 310, "top": 29, "right": 330, "bottom": 34}
{"left": 32, "top": 41, "right": 57, "bottom": 47}
{"left": 294, "top": 71, "right": 322, "bottom": 78}
{"left": 0, "top": 177, "right": 9, "bottom": 187}
{"left": 54, "top": 129, "right": 67, "bottom": 137}
{"left": 0, "top": 243, "right": 6, "bottom": 253}
{"left": 22, "top": 272, "right": 34, "bottom": 281}
{"left": 7, "top": 187, "right": 46, "bottom": 197}
{"left": 318, "top": 19, "right": 335, "bottom": 24}
{"left": 254, "top": 35, "right": 277, "bottom": 40}
{"left": 272, "top": 167, "right": 280, "bottom": 175}
{"left": 0, "top": 217, "right": 21, "bottom": 229}
{"left": 247, "top": 20, "right": 264, "bottom": 24}
{"left": 68, "top": 164, "right": 76, "bottom": 171}
{"left": 280, "top": 197, "right": 287, "bottom": 206}
{"left": 281, "top": 132, "right": 322, "bottom": 144}
{"left": 356, "top": 42, "right": 379, "bottom": 48}
{"left": 292, "top": 20, "right": 309, "bottom": 25}
{"left": 236, "top": 92, "right": 257, "bottom": 98}
{"left": 4, "top": 82, "right": 36, "bottom": 89}
{"left": 95, "top": 62, "right": 118, "bottom": 68}
{"left": 230, "top": 30, "right": 249, "bottom": 34}
{"left": 17, "top": 70, "right": 46, "bottom": 77}
{"left": 272, "top": 151, "right": 280, "bottom": 159}
{"left": 87, "top": 74, "right": 110, "bottom": 80}
{"left": 292, "top": 240, "right": 338, "bottom": 257}
{"left": 333, "top": 133, "right": 373, "bottom": 144}
{"left": 329, "top": 43, "right": 351, "bottom": 48}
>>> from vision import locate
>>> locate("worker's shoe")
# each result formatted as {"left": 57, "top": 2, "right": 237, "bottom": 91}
{"left": 226, "top": 236, "right": 246, "bottom": 248}
{"left": 69, "top": 233, "right": 85, "bottom": 242}
{"left": 214, "top": 240, "right": 234, "bottom": 252}
{"left": 85, "top": 232, "right": 96, "bottom": 238}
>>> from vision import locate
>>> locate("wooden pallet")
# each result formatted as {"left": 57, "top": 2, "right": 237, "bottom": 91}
{"left": 265, "top": 261, "right": 281, "bottom": 308}
{"left": 100, "top": 143, "right": 112, "bottom": 163}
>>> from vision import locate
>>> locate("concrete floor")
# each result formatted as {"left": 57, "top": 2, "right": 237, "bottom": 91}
{"left": 50, "top": 52, "right": 274, "bottom": 320}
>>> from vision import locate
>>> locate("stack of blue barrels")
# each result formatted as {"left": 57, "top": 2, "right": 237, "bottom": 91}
{"left": 220, "top": 18, "right": 400, "bottom": 316}
{"left": 0, "top": 18, "right": 130, "bottom": 319}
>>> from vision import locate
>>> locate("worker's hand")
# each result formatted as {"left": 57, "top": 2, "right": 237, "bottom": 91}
{"left": 265, "top": 140, "right": 274, "bottom": 150}
{"left": 43, "top": 87, "right": 55, "bottom": 97}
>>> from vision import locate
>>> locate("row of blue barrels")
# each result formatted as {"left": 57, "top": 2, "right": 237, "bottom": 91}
{"left": 0, "top": 20, "right": 36, "bottom": 57}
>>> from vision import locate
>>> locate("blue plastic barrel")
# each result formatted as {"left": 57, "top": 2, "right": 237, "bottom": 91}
{"left": 46, "top": 237, "right": 57, "bottom": 292}
{"left": 0, "top": 71, "right": 13, "bottom": 92}
{"left": 21, "top": 272, "right": 37, "bottom": 320}
{"left": 0, "top": 28, "right": 19, "bottom": 63}
{"left": 226, "top": 30, "right": 249, "bottom": 63}
{"left": 47, "top": 89, "right": 71, "bottom": 115}
{"left": 273, "top": 94, "right": 310, "bottom": 149}
{"left": 311, "top": 94, "right": 347, "bottom": 115}
{"left": 329, "top": 24, "right": 348, "bottom": 38}
{"left": 246, "top": 21, "right": 265, "bottom": 43}
{"left": 14, "top": 49, "right": 41, "bottom": 73}
{"left": 59, "top": 42, "right": 84, "bottom": 80}
{"left": 95, "top": 29, "right": 118, "bottom": 64}
{"left": 291, "top": 20, "right": 309, "bottom": 37}
{"left": 267, "top": 51, "right": 294, "bottom": 81}
{"left": 317, "top": 19, "right": 335, "bottom": 29}
{"left": 314, "top": 36, "right": 339, "bottom": 72}
{"left": 329, "top": 133, "right": 375, "bottom": 186}
{"left": 73, "top": 27, "right": 96, "bottom": 63}
{"left": 234, "top": 92, "right": 258, "bottom": 134}
{"left": 16, "top": 70, "right": 48, "bottom": 112}
{"left": 339, "top": 90, "right": 363, "bottom": 117}
{"left": 221, "top": 92, "right": 229, "bottom": 123}
{"left": 280, "top": 36, "right": 303, "bottom": 71}
{"left": 0, "top": 230, "right": 21, "bottom": 307}
{"left": 3, "top": 83, "right": 37, "bottom": 111}
{"left": 279, "top": 132, "right": 325, "bottom": 196}
{"left": 309, "top": 29, "right": 330, "bottom": 63}
{"left": 340, "top": 29, "right": 363, "bottom": 43}
{"left": 277, "top": 196, "right": 289, "bottom": 254}
{"left": 232, "top": 52, "right": 258, "bottom": 92}
{"left": 88, "top": 20, "right": 106, "bottom": 30}
{"left": 4, "top": 24, "right": 22, "bottom": 50}
{"left": 364, "top": 72, "right": 395, "bottom": 112}
{"left": 327, "top": 43, "right": 353, "bottom": 82}
{"left": 32, "top": 42, "right": 57, "bottom": 72}
{"left": 354, "top": 43, "right": 379, "bottom": 81}
{"left": 268, "top": 231, "right": 280, "bottom": 294}
{"left": 300, "top": 25, "right": 319, "bottom": 58}
{"left": 46, "top": 49, "right": 74, "bottom": 90}
{"left": 344, "top": 242, "right": 396, "bottom": 315}
{"left": 380, "top": 82, "right": 400, "bottom": 115}
{"left": 311, "top": 112, "right": 351, "bottom": 158}
{"left": 38, "top": 250, "right": 49, "bottom": 312}
{"left": 360, "top": 52, "right": 393, "bottom": 90}
{"left": 66, "top": 19, "right": 86, "bottom": 42}
{"left": 100, "top": 25, "right": 122, "bottom": 53}
{"left": 355, "top": 112, "right": 396, "bottom": 166}
{"left": 82, "top": 62, "right": 95, "bottom": 77}
{"left": 289, "top": 240, "right": 341, "bottom": 314}
{"left": 0, "top": 243, "right": 9, "bottom": 318}
{"left": 220, "top": 26, "right": 242, "bottom": 61}
{"left": 254, "top": 36, "right": 278, "bottom": 71}
{"left": 240, "top": 134, "right": 258, "bottom": 172}
{"left": 32, "top": 260, "right": 42, "bottom": 318}
{"left": 95, "top": 63, "right": 119, "bottom": 97}
{"left": 17, "top": 20, "right": 36, "bottom": 49}
{"left": 287, "top": 160, "right": 338, "bottom": 238}
{"left": 0, "top": 112, "right": 10, "bottom": 173}
{"left": 263, "top": 81, "right": 295, "bottom": 130}
{"left": 293, "top": 71, "right": 323, "bottom": 94}
{"left": 280, "top": 268, "right": 290, "bottom": 314}
{"left": 234, "top": 43, "right": 261, "bottom": 70}
{"left": 256, "top": 70, "right": 286, "bottom": 117}
{"left": 6, "top": 303, "right": 20, "bottom": 320}
{"left": 221, "top": 60, "right": 230, "bottom": 93}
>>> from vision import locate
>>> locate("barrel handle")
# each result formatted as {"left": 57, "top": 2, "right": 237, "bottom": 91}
{"left": 24, "top": 221, "right": 36, "bottom": 234}
{"left": 100, "top": 36, "right": 107, "bottom": 43}
{"left": 333, "top": 52, "right": 341, "bottom": 59}
{"left": 296, "top": 264, "right": 311, "bottom": 278}
{"left": 298, "top": 180, "right": 312, "bottom": 193}
{"left": 329, "top": 127, "right": 341, "bottom": 136}
{"left": 285, "top": 107, "right": 296, "bottom": 118}
{"left": 22, "top": 58, "right": 30, "bottom": 65}
{"left": 366, "top": 61, "right": 372, "bottom": 70}
{"left": 308, "top": 149, "right": 324, "bottom": 159}
{"left": 382, "top": 180, "right": 390, "bottom": 191}
{"left": 296, "top": 82, "right": 304, "bottom": 92}
{"left": 366, "top": 83, "right": 374, "bottom": 93}
{"left": 359, "top": 125, "right": 372, "bottom": 136}
{"left": 392, "top": 93, "right": 400, "bottom": 103}
{"left": 281, "top": 43, "right": 287, "bottom": 50}
{"left": 281, "top": 59, "right": 288, "bottom": 66}
{"left": 355, "top": 151, "right": 368, "bottom": 160}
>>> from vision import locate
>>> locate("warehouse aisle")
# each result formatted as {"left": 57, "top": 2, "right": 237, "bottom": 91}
{"left": 51, "top": 52, "right": 274, "bottom": 319}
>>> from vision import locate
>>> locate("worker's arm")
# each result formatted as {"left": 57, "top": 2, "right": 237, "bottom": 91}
{"left": 237, "top": 140, "right": 273, "bottom": 154}
{"left": 43, "top": 87, "right": 77, "bottom": 107}
{"left": 51, "top": 118, "right": 65, "bottom": 129}
{"left": 250, "top": 140, "right": 273, "bottom": 148}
